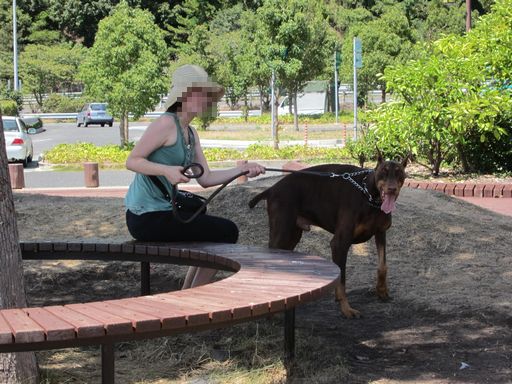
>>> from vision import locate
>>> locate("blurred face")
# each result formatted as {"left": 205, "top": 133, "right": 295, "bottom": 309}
{"left": 181, "top": 87, "right": 215, "bottom": 115}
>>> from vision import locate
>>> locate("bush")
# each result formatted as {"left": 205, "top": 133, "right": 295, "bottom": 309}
{"left": 0, "top": 88, "right": 23, "bottom": 112}
{"left": 0, "top": 99, "right": 19, "bottom": 116}
{"left": 42, "top": 94, "right": 89, "bottom": 113}
{"left": 43, "top": 142, "right": 352, "bottom": 166}
{"left": 42, "top": 143, "right": 130, "bottom": 165}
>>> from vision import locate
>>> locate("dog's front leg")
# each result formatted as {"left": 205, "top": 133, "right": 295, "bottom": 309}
{"left": 374, "top": 231, "right": 389, "bottom": 300}
{"left": 331, "top": 233, "right": 360, "bottom": 318}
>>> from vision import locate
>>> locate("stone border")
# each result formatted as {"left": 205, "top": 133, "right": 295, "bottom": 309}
{"left": 405, "top": 180, "right": 512, "bottom": 198}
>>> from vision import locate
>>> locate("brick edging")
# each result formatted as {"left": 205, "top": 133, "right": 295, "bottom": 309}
{"left": 405, "top": 180, "right": 512, "bottom": 198}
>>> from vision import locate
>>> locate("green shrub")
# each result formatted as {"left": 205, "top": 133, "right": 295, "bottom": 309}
{"left": 42, "top": 143, "right": 130, "bottom": 165}
{"left": 43, "top": 142, "right": 352, "bottom": 166}
{"left": 0, "top": 88, "right": 23, "bottom": 112}
{"left": 0, "top": 99, "right": 19, "bottom": 116}
{"left": 42, "top": 94, "right": 90, "bottom": 113}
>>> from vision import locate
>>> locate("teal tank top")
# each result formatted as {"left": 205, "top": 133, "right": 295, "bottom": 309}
{"left": 124, "top": 113, "right": 196, "bottom": 214}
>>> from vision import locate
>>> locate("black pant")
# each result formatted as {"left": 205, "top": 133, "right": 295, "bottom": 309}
{"left": 126, "top": 209, "right": 239, "bottom": 243}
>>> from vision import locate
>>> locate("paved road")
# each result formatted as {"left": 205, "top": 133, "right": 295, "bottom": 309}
{"left": 28, "top": 122, "right": 344, "bottom": 162}
{"left": 29, "top": 122, "right": 147, "bottom": 160}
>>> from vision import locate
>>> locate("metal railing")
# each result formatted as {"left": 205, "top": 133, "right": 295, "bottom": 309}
{"left": 23, "top": 110, "right": 263, "bottom": 120}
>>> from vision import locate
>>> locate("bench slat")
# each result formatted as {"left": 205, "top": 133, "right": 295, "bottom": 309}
{"left": 209, "top": 281, "right": 288, "bottom": 312}
{"left": 23, "top": 308, "right": 76, "bottom": 341}
{"left": 0, "top": 313, "right": 14, "bottom": 344}
{"left": 167, "top": 289, "right": 253, "bottom": 319}
{"left": 45, "top": 306, "right": 105, "bottom": 338}
{"left": 1, "top": 309, "right": 45, "bottom": 343}
{"left": 134, "top": 297, "right": 211, "bottom": 327}
{"left": 147, "top": 294, "right": 232, "bottom": 324}
{"left": 66, "top": 304, "right": 133, "bottom": 336}
{"left": 111, "top": 299, "right": 187, "bottom": 330}
{"left": 87, "top": 301, "right": 161, "bottom": 333}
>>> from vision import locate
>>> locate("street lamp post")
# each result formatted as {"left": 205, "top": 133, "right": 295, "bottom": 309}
{"left": 13, "top": 0, "right": 19, "bottom": 91}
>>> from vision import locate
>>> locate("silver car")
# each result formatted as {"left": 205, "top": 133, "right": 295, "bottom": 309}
{"left": 77, "top": 102, "right": 114, "bottom": 127}
{"left": 2, "top": 116, "right": 34, "bottom": 167}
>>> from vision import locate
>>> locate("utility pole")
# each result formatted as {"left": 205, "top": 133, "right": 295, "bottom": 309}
{"left": 271, "top": 69, "right": 278, "bottom": 149}
{"left": 334, "top": 50, "right": 339, "bottom": 125}
{"left": 353, "top": 37, "right": 362, "bottom": 140}
{"left": 13, "top": 0, "right": 19, "bottom": 91}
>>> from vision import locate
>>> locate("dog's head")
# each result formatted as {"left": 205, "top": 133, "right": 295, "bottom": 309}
{"left": 374, "top": 154, "right": 408, "bottom": 214}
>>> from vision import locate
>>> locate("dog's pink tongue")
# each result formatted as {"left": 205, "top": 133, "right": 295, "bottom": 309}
{"left": 381, "top": 194, "right": 396, "bottom": 214}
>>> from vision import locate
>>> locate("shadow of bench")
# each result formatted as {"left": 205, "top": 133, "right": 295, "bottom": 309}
{"left": 1, "top": 241, "right": 339, "bottom": 383}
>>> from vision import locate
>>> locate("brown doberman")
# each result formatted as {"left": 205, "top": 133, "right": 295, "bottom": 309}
{"left": 249, "top": 155, "right": 408, "bottom": 318}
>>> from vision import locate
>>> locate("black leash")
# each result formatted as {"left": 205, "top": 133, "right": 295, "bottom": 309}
{"left": 150, "top": 163, "right": 249, "bottom": 224}
{"left": 264, "top": 167, "right": 382, "bottom": 209}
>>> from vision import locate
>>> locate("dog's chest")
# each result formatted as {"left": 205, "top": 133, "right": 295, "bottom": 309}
{"left": 351, "top": 214, "right": 391, "bottom": 243}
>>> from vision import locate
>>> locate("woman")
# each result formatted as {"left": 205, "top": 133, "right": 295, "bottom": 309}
{"left": 125, "top": 64, "right": 265, "bottom": 288}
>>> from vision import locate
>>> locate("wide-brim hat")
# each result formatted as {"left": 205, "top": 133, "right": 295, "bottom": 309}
{"left": 164, "top": 64, "right": 224, "bottom": 110}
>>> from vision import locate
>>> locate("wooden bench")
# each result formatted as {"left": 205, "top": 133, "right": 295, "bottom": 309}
{"left": 1, "top": 241, "right": 339, "bottom": 383}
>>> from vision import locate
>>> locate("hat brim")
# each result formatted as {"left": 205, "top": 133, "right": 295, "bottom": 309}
{"left": 164, "top": 82, "right": 224, "bottom": 111}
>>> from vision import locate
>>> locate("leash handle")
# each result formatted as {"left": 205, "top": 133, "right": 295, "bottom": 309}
{"left": 171, "top": 169, "right": 249, "bottom": 224}
{"left": 181, "top": 163, "right": 204, "bottom": 179}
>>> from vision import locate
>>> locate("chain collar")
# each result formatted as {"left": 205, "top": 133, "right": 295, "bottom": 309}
{"left": 330, "top": 169, "right": 382, "bottom": 209}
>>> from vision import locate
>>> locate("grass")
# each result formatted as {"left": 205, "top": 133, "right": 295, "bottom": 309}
{"left": 196, "top": 125, "right": 351, "bottom": 142}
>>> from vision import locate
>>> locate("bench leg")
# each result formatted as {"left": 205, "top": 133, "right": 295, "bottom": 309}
{"left": 141, "top": 261, "right": 150, "bottom": 295}
{"left": 284, "top": 308, "right": 295, "bottom": 363}
{"left": 101, "top": 342, "right": 115, "bottom": 384}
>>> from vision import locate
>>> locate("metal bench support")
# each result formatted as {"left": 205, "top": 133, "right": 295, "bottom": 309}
{"left": 101, "top": 342, "right": 115, "bottom": 384}
{"left": 141, "top": 261, "right": 150, "bottom": 295}
{"left": 284, "top": 308, "right": 295, "bottom": 363}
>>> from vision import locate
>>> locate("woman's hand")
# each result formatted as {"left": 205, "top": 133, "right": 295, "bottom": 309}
{"left": 163, "top": 166, "right": 190, "bottom": 185}
{"left": 240, "top": 162, "right": 266, "bottom": 178}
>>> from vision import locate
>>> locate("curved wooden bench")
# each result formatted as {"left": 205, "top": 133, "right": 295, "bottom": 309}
{"left": 1, "top": 241, "right": 339, "bottom": 383}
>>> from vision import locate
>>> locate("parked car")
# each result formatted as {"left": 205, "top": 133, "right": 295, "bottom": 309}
{"left": 2, "top": 116, "right": 34, "bottom": 167}
{"left": 77, "top": 103, "right": 114, "bottom": 127}
{"left": 21, "top": 116, "right": 45, "bottom": 134}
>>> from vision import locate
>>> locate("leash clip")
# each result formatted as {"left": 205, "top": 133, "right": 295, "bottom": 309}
{"left": 340, "top": 172, "right": 351, "bottom": 180}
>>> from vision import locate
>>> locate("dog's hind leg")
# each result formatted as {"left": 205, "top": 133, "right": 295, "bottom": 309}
{"left": 267, "top": 201, "right": 303, "bottom": 251}
{"left": 374, "top": 231, "right": 389, "bottom": 300}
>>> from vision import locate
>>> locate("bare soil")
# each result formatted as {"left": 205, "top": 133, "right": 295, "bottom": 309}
{"left": 13, "top": 176, "right": 512, "bottom": 383}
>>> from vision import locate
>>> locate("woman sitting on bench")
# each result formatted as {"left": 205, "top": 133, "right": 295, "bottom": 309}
{"left": 124, "top": 64, "right": 265, "bottom": 288}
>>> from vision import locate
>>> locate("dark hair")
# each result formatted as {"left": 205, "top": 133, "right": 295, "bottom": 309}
{"left": 166, "top": 102, "right": 182, "bottom": 113}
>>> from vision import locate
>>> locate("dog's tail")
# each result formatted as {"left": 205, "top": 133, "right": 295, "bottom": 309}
{"left": 248, "top": 189, "right": 269, "bottom": 209}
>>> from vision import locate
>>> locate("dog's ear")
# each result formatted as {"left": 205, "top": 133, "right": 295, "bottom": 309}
{"left": 375, "top": 146, "right": 384, "bottom": 165}
{"left": 401, "top": 152, "right": 411, "bottom": 169}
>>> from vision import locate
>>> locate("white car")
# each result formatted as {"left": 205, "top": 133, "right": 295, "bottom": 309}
{"left": 2, "top": 116, "right": 34, "bottom": 167}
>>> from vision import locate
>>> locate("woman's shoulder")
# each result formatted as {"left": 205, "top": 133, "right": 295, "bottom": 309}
{"left": 152, "top": 112, "right": 177, "bottom": 130}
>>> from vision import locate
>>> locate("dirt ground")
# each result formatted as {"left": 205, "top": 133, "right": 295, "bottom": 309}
{"left": 13, "top": 176, "right": 512, "bottom": 383}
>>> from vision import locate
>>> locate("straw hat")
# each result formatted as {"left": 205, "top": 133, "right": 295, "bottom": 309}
{"left": 164, "top": 64, "right": 224, "bottom": 110}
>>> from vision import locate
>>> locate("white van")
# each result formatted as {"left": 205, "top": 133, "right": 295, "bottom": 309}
{"left": 277, "top": 81, "right": 328, "bottom": 116}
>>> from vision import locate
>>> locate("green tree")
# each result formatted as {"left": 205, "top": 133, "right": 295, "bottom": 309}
{"left": 19, "top": 43, "right": 83, "bottom": 108}
{"left": 79, "top": 1, "right": 169, "bottom": 146}
{"left": 0, "top": 111, "right": 39, "bottom": 383}
{"left": 372, "top": 26, "right": 510, "bottom": 175}
{"left": 340, "top": 2, "right": 414, "bottom": 106}
{"left": 255, "top": 0, "right": 332, "bottom": 136}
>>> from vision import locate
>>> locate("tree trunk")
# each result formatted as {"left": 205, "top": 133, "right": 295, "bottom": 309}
{"left": 273, "top": 88, "right": 280, "bottom": 150}
{"left": 381, "top": 89, "right": 386, "bottom": 103}
{"left": 293, "top": 92, "right": 299, "bottom": 132}
{"left": 119, "top": 112, "right": 129, "bottom": 147}
{"left": 456, "top": 142, "right": 471, "bottom": 173}
{"left": 0, "top": 112, "right": 39, "bottom": 383}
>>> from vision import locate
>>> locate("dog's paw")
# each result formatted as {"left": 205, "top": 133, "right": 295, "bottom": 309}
{"left": 339, "top": 303, "right": 361, "bottom": 319}
{"left": 375, "top": 285, "right": 390, "bottom": 301}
